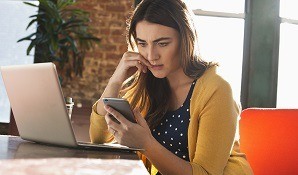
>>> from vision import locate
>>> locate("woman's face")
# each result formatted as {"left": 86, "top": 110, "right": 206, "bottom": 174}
{"left": 135, "top": 20, "right": 181, "bottom": 79}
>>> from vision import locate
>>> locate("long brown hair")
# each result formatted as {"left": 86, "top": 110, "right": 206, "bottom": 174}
{"left": 122, "top": 0, "right": 214, "bottom": 130}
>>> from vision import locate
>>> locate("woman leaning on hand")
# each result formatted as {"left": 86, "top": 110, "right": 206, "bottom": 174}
{"left": 89, "top": 0, "right": 254, "bottom": 174}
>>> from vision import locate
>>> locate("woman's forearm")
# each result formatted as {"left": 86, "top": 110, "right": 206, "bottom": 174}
{"left": 143, "top": 137, "right": 192, "bottom": 175}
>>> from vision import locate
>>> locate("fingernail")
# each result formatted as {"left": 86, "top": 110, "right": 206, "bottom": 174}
{"left": 104, "top": 105, "right": 110, "bottom": 110}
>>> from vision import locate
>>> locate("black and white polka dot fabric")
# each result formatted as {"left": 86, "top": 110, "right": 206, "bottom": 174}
{"left": 152, "top": 79, "right": 197, "bottom": 161}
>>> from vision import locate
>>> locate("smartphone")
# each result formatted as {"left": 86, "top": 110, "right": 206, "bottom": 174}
{"left": 102, "top": 97, "right": 136, "bottom": 123}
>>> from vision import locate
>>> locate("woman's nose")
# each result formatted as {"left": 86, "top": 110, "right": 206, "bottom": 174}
{"left": 146, "top": 46, "right": 159, "bottom": 63}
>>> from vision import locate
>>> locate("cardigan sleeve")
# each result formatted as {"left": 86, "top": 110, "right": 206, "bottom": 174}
{"left": 190, "top": 78, "right": 240, "bottom": 175}
{"left": 89, "top": 100, "right": 114, "bottom": 143}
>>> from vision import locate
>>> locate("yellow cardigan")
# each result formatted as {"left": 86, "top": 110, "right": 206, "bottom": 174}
{"left": 89, "top": 67, "right": 253, "bottom": 175}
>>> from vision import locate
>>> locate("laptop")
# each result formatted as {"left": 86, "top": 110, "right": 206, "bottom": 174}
{"left": 0, "top": 63, "right": 142, "bottom": 152}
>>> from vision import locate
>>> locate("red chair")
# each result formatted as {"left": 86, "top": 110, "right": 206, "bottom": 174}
{"left": 240, "top": 108, "right": 298, "bottom": 175}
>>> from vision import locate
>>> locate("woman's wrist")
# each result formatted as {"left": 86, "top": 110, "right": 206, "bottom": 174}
{"left": 141, "top": 135, "right": 158, "bottom": 157}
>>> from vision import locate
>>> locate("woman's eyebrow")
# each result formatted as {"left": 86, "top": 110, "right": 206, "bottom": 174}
{"left": 135, "top": 37, "right": 172, "bottom": 43}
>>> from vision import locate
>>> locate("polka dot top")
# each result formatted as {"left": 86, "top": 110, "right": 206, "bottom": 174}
{"left": 151, "top": 79, "right": 197, "bottom": 161}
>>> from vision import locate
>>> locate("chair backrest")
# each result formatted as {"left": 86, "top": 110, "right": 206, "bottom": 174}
{"left": 240, "top": 108, "right": 298, "bottom": 175}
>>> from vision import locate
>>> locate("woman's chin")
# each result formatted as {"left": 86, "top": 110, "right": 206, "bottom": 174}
{"left": 148, "top": 67, "right": 167, "bottom": 78}
{"left": 150, "top": 72, "right": 166, "bottom": 79}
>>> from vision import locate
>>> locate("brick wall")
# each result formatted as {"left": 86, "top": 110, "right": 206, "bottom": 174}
{"left": 61, "top": 0, "right": 134, "bottom": 107}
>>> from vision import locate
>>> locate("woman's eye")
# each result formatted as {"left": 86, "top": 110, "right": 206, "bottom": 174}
{"left": 158, "top": 42, "right": 168, "bottom": 47}
{"left": 137, "top": 43, "right": 146, "bottom": 47}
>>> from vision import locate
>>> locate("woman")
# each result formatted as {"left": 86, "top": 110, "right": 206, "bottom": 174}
{"left": 90, "top": 0, "right": 253, "bottom": 174}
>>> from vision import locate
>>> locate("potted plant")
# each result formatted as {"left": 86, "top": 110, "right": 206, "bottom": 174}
{"left": 18, "top": 0, "right": 100, "bottom": 79}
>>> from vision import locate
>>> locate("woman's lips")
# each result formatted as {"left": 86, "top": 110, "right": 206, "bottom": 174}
{"left": 151, "top": 65, "right": 163, "bottom": 70}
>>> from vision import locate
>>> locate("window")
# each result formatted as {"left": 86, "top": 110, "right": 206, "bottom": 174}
{"left": 0, "top": 0, "right": 38, "bottom": 123}
{"left": 184, "top": 0, "right": 245, "bottom": 102}
{"left": 185, "top": 0, "right": 244, "bottom": 14}
{"left": 276, "top": 1, "right": 298, "bottom": 108}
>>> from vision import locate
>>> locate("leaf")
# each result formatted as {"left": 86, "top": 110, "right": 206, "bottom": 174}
{"left": 17, "top": 32, "right": 36, "bottom": 42}
{"left": 29, "top": 14, "right": 39, "bottom": 18}
{"left": 81, "top": 36, "right": 101, "bottom": 42}
{"left": 50, "top": 36, "right": 59, "bottom": 52}
{"left": 58, "top": 38, "right": 68, "bottom": 44}
{"left": 49, "top": 45, "right": 56, "bottom": 56}
{"left": 57, "top": 0, "right": 75, "bottom": 9}
{"left": 26, "top": 40, "right": 37, "bottom": 55}
{"left": 23, "top": 2, "right": 39, "bottom": 7}
{"left": 66, "top": 36, "right": 78, "bottom": 53}
{"left": 62, "top": 9, "right": 87, "bottom": 16}
{"left": 61, "top": 19, "right": 85, "bottom": 29}
{"left": 35, "top": 34, "right": 49, "bottom": 45}
{"left": 26, "top": 19, "right": 37, "bottom": 30}
{"left": 40, "top": 0, "right": 60, "bottom": 20}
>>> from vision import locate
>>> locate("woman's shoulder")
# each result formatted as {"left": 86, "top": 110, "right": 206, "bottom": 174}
{"left": 195, "top": 66, "right": 232, "bottom": 91}
{"left": 190, "top": 66, "right": 238, "bottom": 113}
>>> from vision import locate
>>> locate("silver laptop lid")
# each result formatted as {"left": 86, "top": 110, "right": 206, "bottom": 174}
{"left": 0, "top": 63, "right": 77, "bottom": 147}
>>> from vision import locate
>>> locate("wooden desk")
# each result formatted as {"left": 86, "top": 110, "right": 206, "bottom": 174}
{"left": 0, "top": 135, "right": 149, "bottom": 175}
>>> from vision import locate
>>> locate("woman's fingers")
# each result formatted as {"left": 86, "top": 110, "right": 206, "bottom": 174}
{"left": 104, "top": 105, "right": 130, "bottom": 126}
{"left": 104, "top": 113, "right": 121, "bottom": 131}
{"left": 135, "top": 54, "right": 152, "bottom": 67}
{"left": 125, "top": 60, "right": 144, "bottom": 73}
{"left": 107, "top": 125, "right": 116, "bottom": 135}
{"left": 104, "top": 105, "right": 152, "bottom": 148}
{"left": 111, "top": 51, "right": 151, "bottom": 83}
{"left": 124, "top": 51, "right": 152, "bottom": 67}
{"left": 104, "top": 105, "right": 136, "bottom": 142}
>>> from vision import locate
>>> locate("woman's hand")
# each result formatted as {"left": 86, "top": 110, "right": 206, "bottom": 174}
{"left": 104, "top": 105, "right": 153, "bottom": 150}
{"left": 110, "top": 51, "right": 152, "bottom": 84}
{"left": 95, "top": 51, "right": 151, "bottom": 116}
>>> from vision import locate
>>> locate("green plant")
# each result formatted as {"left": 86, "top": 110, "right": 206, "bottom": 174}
{"left": 18, "top": 0, "right": 100, "bottom": 77}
